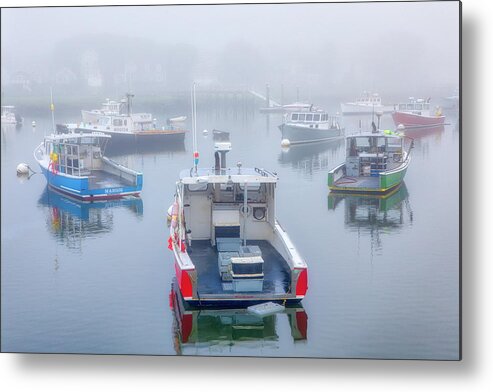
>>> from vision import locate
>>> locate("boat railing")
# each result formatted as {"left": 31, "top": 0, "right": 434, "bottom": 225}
{"left": 255, "top": 167, "right": 277, "bottom": 178}
{"left": 102, "top": 157, "right": 142, "bottom": 184}
{"left": 34, "top": 142, "right": 45, "bottom": 162}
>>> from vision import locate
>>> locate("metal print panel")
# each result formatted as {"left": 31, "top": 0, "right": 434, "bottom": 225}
{"left": 0, "top": 1, "right": 460, "bottom": 360}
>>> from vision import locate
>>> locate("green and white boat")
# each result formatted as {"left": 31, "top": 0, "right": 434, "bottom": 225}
{"left": 328, "top": 130, "right": 413, "bottom": 194}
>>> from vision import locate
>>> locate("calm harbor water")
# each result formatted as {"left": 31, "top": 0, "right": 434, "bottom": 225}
{"left": 1, "top": 98, "right": 459, "bottom": 359}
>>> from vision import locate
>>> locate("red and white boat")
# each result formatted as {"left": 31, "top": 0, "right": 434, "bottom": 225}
{"left": 392, "top": 98, "right": 445, "bottom": 129}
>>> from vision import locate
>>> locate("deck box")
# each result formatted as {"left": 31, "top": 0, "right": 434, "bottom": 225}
{"left": 218, "top": 251, "right": 238, "bottom": 281}
{"left": 216, "top": 237, "right": 242, "bottom": 252}
{"left": 231, "top": 256, "right": 264, "bottom": 276}
{"left": 239, "top": 245, "right": 262, "bottom": 257}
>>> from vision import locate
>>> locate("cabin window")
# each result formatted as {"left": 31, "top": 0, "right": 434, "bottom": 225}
{"left": 388, "top": 138, "right": 402, "bottom": 148}
{"left": 348, "top": 137, "right": 372, "bottom": 155}
{"left": 406, "top": 104, "right": 414, "bottom": 110}
{"left": 187, "top": 183, "right": 209, "bottom": 192}
{"left": 376, "top": 137, "right": 386, "bottom": 153}
{"left": 238, "top": 183, "right": 262, "bottom": 191}
{"left": 113, "top": 119, "right": 123, "bottom": 126}
{"left": 415, "top": 104, "right": 423, "bottom": 110}
{"left": 80, "top": 137, "right": 96, "bottom": 145}
{"left": 238, "top": 183, "right": 264, "bottom": 202}
{"left": 124, "top": 119, "right": 127, "bottom": 126}
{"left": 313, "top": 114, "right": 321, "bottom": 121}
{"left": 298, "top": 114, "right": 306, "bottom": 121}
{"left": 306, "top": 114, "right": 313, "bottom": 122}
{"left": 291, "top": 113, "right": 299, "bottom": 121}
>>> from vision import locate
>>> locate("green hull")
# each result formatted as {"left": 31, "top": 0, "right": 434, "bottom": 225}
{"left": 328, "top": 158, "right": 410, "bottom": 195}
{"left": 379, "top": 165, "right": 408, "bottom": 191}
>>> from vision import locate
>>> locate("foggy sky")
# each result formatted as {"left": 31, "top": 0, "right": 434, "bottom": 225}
{"left": 1, "top": 1, "right": 459, "bottom": 96}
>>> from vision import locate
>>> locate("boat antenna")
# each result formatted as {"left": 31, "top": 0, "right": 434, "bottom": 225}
{"left": 50, "top": 87, "right": 55, "bottom": 133}
{"left": 372, "top": 100, "right": 375, "bottom": 125}
{"left": 191, "top": 82, "right": 199, "bottom": 174}
{"left": 126, "top": 93, "right": 134, "bottom": 116}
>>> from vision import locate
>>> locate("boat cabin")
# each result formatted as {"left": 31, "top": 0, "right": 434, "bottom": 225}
{"left": 40, "top": 133, "right": 111, "bottom": 177}
{"left": 395, "top": 98, "right": 431, "bottom": 113}
{"left": 344, "top": 132, "right": 406, "bottom": 178}
{"left": 286, "top": 110, "right": 341, "bottom": 130}
{"left": 100, "top": 99, "right": 123, "bottom": 116}
{"left": 356, "top": 92, "right": 382, "bottom": 105}
{"left": 80, "top": 94, "right": 156, "bottom": 133}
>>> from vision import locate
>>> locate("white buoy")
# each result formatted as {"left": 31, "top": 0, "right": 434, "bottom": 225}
{"left": 202, "top": 129, "right": 208, "bottom": 136}
{"left": 281, "top": 138, "right": 291, "bottom": 147}
{"left": 16, "top": 163, "right": 30, "bottom": 175}
{"left": 397, "top": 123, "right": 405, "bottom": 131}
{"left": 32, "top": 120, "right": 36, "bottom": 127}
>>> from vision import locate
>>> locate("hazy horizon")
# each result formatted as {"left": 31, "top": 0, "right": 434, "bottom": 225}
{"left": 1, "top": 2, "right": 460, "bottom": 99}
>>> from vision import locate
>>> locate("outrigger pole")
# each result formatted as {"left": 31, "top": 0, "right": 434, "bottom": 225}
{"left": 191, "top": 82, "right": 199, "bottom": 174}
{"left": 50, "top": 87, "right": 55, "bottom": 134}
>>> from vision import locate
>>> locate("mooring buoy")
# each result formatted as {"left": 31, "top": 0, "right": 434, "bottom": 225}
{"left": 281, "top": 138, "right": 291, "bottom": 147}
{"left": 16, "top": 163, "right": 30, "bottom": 175}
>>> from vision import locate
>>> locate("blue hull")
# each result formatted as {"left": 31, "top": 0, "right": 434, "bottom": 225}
{"left": 39, "top": 166, "right": 142, "bottom": 200}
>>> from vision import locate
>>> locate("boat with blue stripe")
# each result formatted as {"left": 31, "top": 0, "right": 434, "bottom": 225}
{"left": 34, "top": 132, "right": 143, "bottom": 201}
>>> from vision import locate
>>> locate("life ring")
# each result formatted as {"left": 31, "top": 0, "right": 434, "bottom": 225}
{"left": 239, "top": 205, "right": 252, "bottom": 216}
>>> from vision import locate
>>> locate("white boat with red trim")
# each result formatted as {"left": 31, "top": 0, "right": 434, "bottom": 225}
{"left": 167, "top": 141, "right": 308, "bottom": 307}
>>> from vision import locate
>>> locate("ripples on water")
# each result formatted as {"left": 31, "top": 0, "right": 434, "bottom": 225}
{"left": 1, "top": 101, "right": 459, "bottom": 358}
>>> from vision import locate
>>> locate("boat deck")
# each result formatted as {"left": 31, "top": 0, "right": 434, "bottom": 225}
{"left": 189, "top": 240, "right": 291, "bottom": 296}
{"left": 88, "top": 170, "right": 134, "bottom": 190}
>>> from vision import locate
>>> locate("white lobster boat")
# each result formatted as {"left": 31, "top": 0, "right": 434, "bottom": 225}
{"left": 61, "top": 94, "right": 186, "bottom": 145}
{"left": 1, "top": 105, "right": 22, "bottom": 125}
{"left": 167, "top": 141, "right": 308, "bottom": 307}
{"left": 341, "top": 92, "right": 393, "bottom": 115}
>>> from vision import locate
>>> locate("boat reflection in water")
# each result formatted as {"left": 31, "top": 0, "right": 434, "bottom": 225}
{"left": 170, "top": 281, "right": 308, "bottom": 355}
{"left": 403, "top": 124, "right": 445, "bottom": 139}
{"left": 278, "top": 138, "right": 344, "bottom": 176}
{"left": 38, "top": 187, "right": 143, "bottom": 251}
{"left": 328, "top": 183, "right": 413, "bottom": 252}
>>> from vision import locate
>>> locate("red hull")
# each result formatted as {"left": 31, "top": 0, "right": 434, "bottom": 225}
{"left": 392, "top": 111, "right": 445, "bottom": 128}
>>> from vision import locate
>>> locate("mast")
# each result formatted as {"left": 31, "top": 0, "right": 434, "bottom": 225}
{"left": 191, "top": 83, "right": 199, "bottom": 174}
{"left": 50, "top": 87, "right": 55, "bottom": 133}
{"left": 243, "top": 183, "right": 248, "bottom": 246}
{"left": 126, "top": 93, "right": 134, "bottom": 116}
